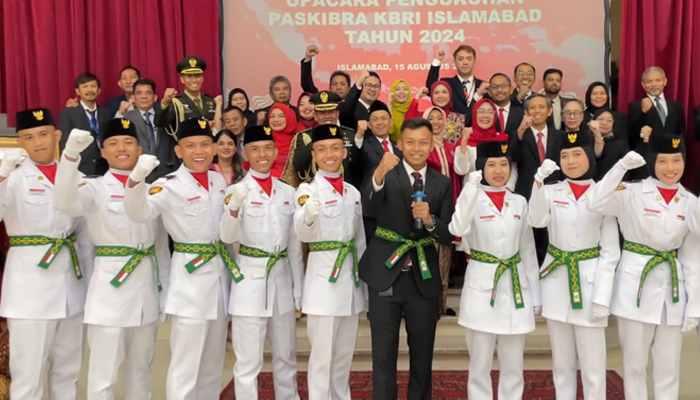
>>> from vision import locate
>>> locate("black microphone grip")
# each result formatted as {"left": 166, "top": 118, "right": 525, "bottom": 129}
{"left": 413, "top": 178, "right": 425, "bottom": 229}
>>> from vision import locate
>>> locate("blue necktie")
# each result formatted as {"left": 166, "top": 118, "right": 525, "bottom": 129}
{"left": 143, "top": 111, "right": 157, "bottom": 154}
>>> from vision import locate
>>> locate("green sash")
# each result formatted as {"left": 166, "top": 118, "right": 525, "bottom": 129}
{"left": 540, "top": 244, "right": 600, "bottom": 309}
{"left": 9, "top": 234, "right": 82, "bottom": 279}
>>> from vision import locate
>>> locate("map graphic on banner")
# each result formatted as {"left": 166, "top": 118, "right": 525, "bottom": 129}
{"left": 222, "top": 0, "right": 607, "bottom": 111}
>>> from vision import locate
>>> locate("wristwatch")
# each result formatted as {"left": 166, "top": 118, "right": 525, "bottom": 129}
{"left": 425, "top": 215, "right": 437, "bottom": 231}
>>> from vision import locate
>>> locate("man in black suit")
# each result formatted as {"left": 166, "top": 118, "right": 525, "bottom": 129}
{"left": 59, "top": 73, "right": 112, "bottom": 176}
{"left": 352, "top": 71, "right": 382, "bottom": 122}
{"left": 426, "top": 46, "right": 488, "bottom": 125}
{"left": 542, "top": 68, "right": 570, "bottom": 130}
{"left": 509, "top": 94, "right": 564, "bottom": 264}
{"left": 488, "top": 73, "right": 525, "bottom": 137}
{"left": 105, "top": 66, "right": 141, "bottom": 117}
{"left": 300, "top": 44, "right": 352, "bottom": 99}
{"left": 123, "top": 78, "right": 179, "bottom": 182}
{"left": 356, "top": 100, "right": 402, "bottom": 242}
{"left": 360, "top": 118, "right": 454, "bottom": 400}
{"left": 511, "top": 62, "right": 536, "bottom": 107}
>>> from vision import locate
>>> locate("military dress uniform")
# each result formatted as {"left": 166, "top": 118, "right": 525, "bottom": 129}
{"left": 124, "top": 118, "right": 231, "bottom": 400}
{"left": 448, "top": 139, "right": 540, "bottom": 400}
{"left": 282, "top": 91, "right": 363, "bottom": 189}
{"left": 219, "top": 126, "right": 304, "bottom": 400}
{"left": 0, "top": 109, "right": 90, "bottom": 400}
{"left": 587, "top": 134, "right": 700, "bottom": 400}
{"left": 528, "top": 133, "right": 620, "bottom": 400}
{"left": 155, "top": 56, "right": 216, "bottom": 136}
{"left": 293, "top": 125, "right": 367, "bottom": 400}
{"left": 53, "top": 120, "right": 171, "bottom": 400}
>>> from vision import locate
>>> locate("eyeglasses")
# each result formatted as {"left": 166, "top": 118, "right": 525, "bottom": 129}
{"left": 490, "top": 84, "right": 511, "bottom": 90}
{"left": 596, "top": 118, "right": 614, "bottom": 124}
{"left": 562, "top": 111, "right": 583, "bottom": 118}
{"left": 363, "top": 83, "right": 381, "bottom": 90}
{"left": 516, "top": 71, "right": 535, "bottom": 77}
{"left": 477, "top": 109, "right": 496, "bottom": 115}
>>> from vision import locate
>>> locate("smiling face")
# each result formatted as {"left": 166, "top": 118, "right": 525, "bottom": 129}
{"left": 314, "top": 109, "right": 339, "bottom": 125}
{"left": 223, "top": 109, "right": 246, "bottom": 135}
{"left": 398, "top": 126, "right": 433, "bottom": 170}
{"left": 230, "top": 92, "right": 248, "bottom": 110}
{"left": 393, "top": 82, "right": 410, "bottom": 103}
{"left": 427, "top": 109, "right": 445, "bottom": 136}
{"left": 562, "top": 101, "right": 584, "bottom": 131}
{"left": 642, "top": 70, "right": 667, "bottom": 97}
{"left": 488, "top": 75, "right": 512, "bottom": 105}
{"left": 298, "top": 95, "right": 314, "bottom": 120}
{"left": 18, "top": 126, "right": 61, "bottom": 165}
{"left": 330, "top": 74, "right": 350, "bottom": 98}
{"left": 595, "top": 111, "right": 614, "bottom": 135}
{"left": 476, "top": 102, "right": 496, "bottom": 130}
{"left": 590, "top": 85, "right": 608, "bottom": 108}
{"left": 118, "top": 68, "right": 139, "bottom": 95}
{"left": 132, "top": 82, "right": 157, "bottom": 112}
{"left": 525, "top": 96, "right": 552, "bottom": 128}
{"left": 483, "top": 157, "right": 510, "bottom": 187}
{"left": 360, "top": 76, "right": 381, "bottom": 103}
{"left": 244, "top": 140, "right": 277, "bottom": 174}
{"left": 216, "top": 133, "right": 236, "bottom": 161}
{"left": 431, "top": 84, "right": 451, "bottom": 108}
{"left": 180, "top": 73, "right": 203, "bottom": 93}
{"left": 514, "top": 64, "right": 535, "bottom": 89}
{"left": 655, "top": 153, "right": 684, "bottom": 185}
{"left": 369, "top": 110, "right": 391, "bottom": 138}
{"left": 311, "top": 138, "right": 347, "bottom": 173}
{"left": 268, "top": 108, "right": 287, "bottom": 132}
{"left": 175, "top": 136, "right": 215, "bottom": 172}
{"left": 560, "top": 147, "right": 589, "bottom": 179}
{"left": 101, "top": 135, "right": 142, "bottom": 171}
{"left": 75, "top": 80, "right": 100, "bottom": 103}
{"left": 454, "top": 49, "right": 475, "bottom": 77}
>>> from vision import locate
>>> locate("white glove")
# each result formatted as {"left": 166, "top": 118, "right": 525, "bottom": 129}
{"left": 304, "top": 196, "right": 321, "bottom": 222}
{"left": 682, "top": 317, "right": 699, "bottom": 333}
{"left": 159, "top": 311, "right": 171, "bottom": 324}
{"left": 228, "top": 183, "right": 250, "bottom": 211}
{"left": 129, "top": 155, "right": 160, "bottom": 183}
{"left": 535, "top": 159, "right": 560, "bottom": 183}
{"left": 294, "top": 297, "right": 302, "bottom": 310}
{"left": 589, "top": 303, "right": 610, "bottom": 323}
{"left": 467, "top": 170, "right": 482, "bottom": 186}
{"left": 0, "top": 149, "right": 23, "bottom": 178}
{"left": 533, "top": 306, "right": 542, "bottom": 316}
{"left": 63, "top": 129, "right": 94, "bottom": 159}
{"left": 620, "top": 151, "right": 646, "bottom": 170}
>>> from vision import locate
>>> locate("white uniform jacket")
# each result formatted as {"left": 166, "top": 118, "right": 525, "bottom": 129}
{"left": 587, "top": 162, "right": 700, "bottom": 325}
{"left": 449, "top": 183, "right": 540, "bottom": 335}
{"left": 294, "top": 177, "right": 366, "bottom": 316}
{"left": 529, "top": 179, "right": 620, "bottom": 327}
{"left": 220, "top": 174, "right": 303, "bottom": 317}
{"left": 0, "top": 159, "right": 88, "bottom": 319}
{"left": 54, "top": 158, "right": 171, "bottom": 327}
{"left": 124, "top": 165, "right": 230, "bottom": 320}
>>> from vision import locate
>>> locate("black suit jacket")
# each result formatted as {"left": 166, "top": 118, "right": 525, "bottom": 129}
{"left": 426, "top": 65, "right": 484, "bottom": 126}
{"left": 510, "top": 127, "right": 565, "bottom": 200}
{"left": 628, "top": 97, "right": 686, "bottom": 152}
{"left": 694, "top": 106, "right": 700, "bottom": 141}
{"left": 123, "top": 105, "right": 180, "bottom": 182}
{"left": 583, "top": 109, "right": 628, "bottom": 143}
{"left": 495, "top": 105, "right": 524, "bottom": 138}
{"left": 360, "top": 166, "right": 454, "bottom": 299}
{"left": 59, "top": 105, "right": 112, "bottom": 176}
{"left": 105, "top": 95, "right": 127, "bottom": 118}
{"left": 546, "top": 96, "right": 571, "bottom": 130}
{"left": 359, "top": 133, "right": 402, "bottom": 190}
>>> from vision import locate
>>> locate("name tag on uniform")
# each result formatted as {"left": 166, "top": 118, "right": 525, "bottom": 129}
{"left": 678, "top": 215, "right": 686, "bottom": 221}
{"left": 553, "top": 200, "right": 569, "bottom": 208}
{"left": 249, "top": 201, "right": 264, "bottom": 208}
{"left": 283, "top": 201, "right": 290, "bottom": 206}
{"left": 110, "top": 194, "right": 124, "bottom": 199}
{"left": 28, "top": 188, "right": 46, "bottom": 194}
{"left": 220, "top": 190, "right": 225, "bottom": 194}
{"left": 480, "top": 215, "right": 495, "bottom": 222}
{"left": 513, "top": 215, "right": 521, "bottom": 220}
{"left": 325, "top": 199, "right": 338, "bottom": 205}
{"left": 643, "top": 208, "right": 660, "bottom": 217}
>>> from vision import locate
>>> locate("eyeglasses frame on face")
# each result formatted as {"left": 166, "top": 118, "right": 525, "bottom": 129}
{"left": 516, "top": 71, "right": 535, "bottom": 77}
{"left": 596, "top": 118, "right": 614, "bottom": 124}
{"left": 363, "top": 83, "right": 381, "bottom": 91}
{"left": 490, "top": 84, "right": 511, "bottom": 91}
{"left": 562, "top": 111, "right": 583, "bottom": 118}
{"left": 477, "top": 109, "right": 496, "bottom": 115}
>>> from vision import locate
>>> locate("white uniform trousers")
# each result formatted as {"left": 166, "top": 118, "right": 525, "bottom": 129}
{"left": 306, "top": 315, "right": 359, "bottom": 400}
{"left": 8, "top": 312, "right": 84, "bottom": 400}
{"left": 465, "top": 328, "right": 526, "bottom": 400}
{"left": 232, "top": 307, "right": 299, "bottom": 400}
{"left": 547, "top": 319, "right": 606, "bottom": 400}
{"left": 166, "top": 305, "right": 228, "bottom": 400}
{"left": 618, "top": 311, "right": 682, "bottom": 400}
{"left": 86, "top": 322, "right": 159, "bottom": 400}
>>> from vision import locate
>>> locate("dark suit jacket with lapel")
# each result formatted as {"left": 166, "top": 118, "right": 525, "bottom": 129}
{"left": 510, "top": 127, "right": 565, "bottom": 200}
{"left": 495, "top": 105, "right": 524, "bottom": 138}
{"left": 628, "top": 97, "right": 686, "bottom": 152}
{"left": 59, "top": 105, "right": 112, "bottom": 176}
{"left": 124, "top": 105, "right": 180, "bottom": 183}
{"left": 546, "top": 96, "right": 571, "bottom": 130}
{"left": 360, "top": 133, "right": 402, "bottom": 190}
{"left": 360, "top": 166, "right": 454, "bottom": 299}
{"left": 426, "top": 65, "right": 484, "bottom": 126}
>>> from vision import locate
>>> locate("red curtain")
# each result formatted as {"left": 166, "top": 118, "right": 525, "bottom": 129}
{"left": 0, "top": 0, "right": 221, "bottom": 126}
{"left": 618, "top": 0, "right": 700, "bottom": 189}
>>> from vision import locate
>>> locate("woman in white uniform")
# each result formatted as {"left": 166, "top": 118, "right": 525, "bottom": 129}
{"left": 448, "top": 136, "right": 540, "bottom": 400}
{"left": 587, "top": 133, "right": 700, "bottom": 400}
{"left": 528, "top": 131, "right": 620, "bottom": 399}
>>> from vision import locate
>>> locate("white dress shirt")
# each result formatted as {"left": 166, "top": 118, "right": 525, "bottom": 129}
{"left": 533, "top": 125, "right": 549, "bottom": 150}
{"left": 139, "top": 108, "right": 158, "bottom": 145}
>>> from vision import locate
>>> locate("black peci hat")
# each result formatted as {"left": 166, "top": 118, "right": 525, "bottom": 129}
{"left": 243, "top": 125, "right": 275, "bottom": 146}
{"left": 16, "top": 108, "right": 55, "bottom": 131}
{"left": 100, "top": 118, "right": 138, "bottom": 143}
{"left": 311, "top": 124, "right": 344, "bottom": 143}
{"left": 561, "top": 131, "right": 594, "bottom": 150}
{"left": 369, "top": 100, "right": 391, "bottom": 117}
{"left": 176, "top": 118, "right": 212, "bottom": 141}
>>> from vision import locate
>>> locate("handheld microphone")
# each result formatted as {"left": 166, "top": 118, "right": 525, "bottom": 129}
{"left": 412, "top": 178, "right": 426, "bottom": 229}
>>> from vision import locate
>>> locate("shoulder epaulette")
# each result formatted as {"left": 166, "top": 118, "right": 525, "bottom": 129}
{"left": 85, "top": 175, "right": 100, "bottom": 179}
{"left": 164, "top": 174, "right": 176, "bottom": 180}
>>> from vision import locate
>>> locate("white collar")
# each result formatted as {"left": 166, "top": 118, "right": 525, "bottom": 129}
{"left": 459, "top": 75, "right": 474, "bottom": 85}
{"left": 533, "top": 125, "right": 549, "bottom": 136}
{"left": 81, "top": 101, "right": 97, "bottom": 112}
{"left": 402, "top": 159, "right": 427, "bottom": 178}
{"left": 316, "top": 169, "right": 341, "bottom": 179}
{"left": 247, "top": 168, "right": 271, "bottom": 179}
{"left": 139, "top": 107, "right": 155, "bottom": 116}
{"left": 496, "top": 103, "right": 511, "bottom": 112}
{"left": 647, "top": 93, "right": 666, "bottom": 102}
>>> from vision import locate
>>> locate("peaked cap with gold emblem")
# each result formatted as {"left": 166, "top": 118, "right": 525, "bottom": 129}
{"left": 15, "top": 108, "right": 55, "bottom": 131}
{"left": 177, "top": 56, "right": 206, "bottom": 75}
{"left": 309, "top": 91, "right": 341, "bottom": 112}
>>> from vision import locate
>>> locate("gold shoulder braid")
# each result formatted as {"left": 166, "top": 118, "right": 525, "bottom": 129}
{"left": 163, "top": 98, "right": 186, "bottom": 139}
{"left": 281, "top": 132, "right": 305, "bottom": 188}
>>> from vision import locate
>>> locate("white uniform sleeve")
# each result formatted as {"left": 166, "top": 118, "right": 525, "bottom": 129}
{"left": 54, "top": 155, "right": 95, "bottom": 217}
{"left": 679, "top": 230, "right": 700, "bottom": 318}
{"left": 519, "top": 206, "right": 541, "bottom": 307}
{"left": 687, "top": 199, "right": 700, "bottom": 236}
{"left": 124, "top": 180, "right": 167, "bottom": 223}
{"left": 448, "top": 182, "right": 480, "bottom": 237}
{"left": 154, "top": 218, "right": 171, "bottom": 311}
{"left": 527, "top": 182, "right": 551, "bottom": 228}
{"left": 294, "top": 184, "right": 318, "bottom": 242}
{"left": 0, "top": 175, "right": 15, "bottom": 221}
{"left": 587, "top": 162, "right": 627, "bottom": 216}
{"left": 592, "top": 216, "right": 621, "bottom": 307}
{"left": 453, "top": 147, "right": 470, "bottom": 176}
{"left": 219, "top": 186, "right": 242, "bottom": 244}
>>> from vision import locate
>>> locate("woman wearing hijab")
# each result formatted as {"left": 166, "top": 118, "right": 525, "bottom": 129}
{"left": 423, "top": 105, "right": 469, "bottom": 315}
{"left": 593, "top": 108, "right": 629, "bottom": 181}
{"left": 583, "top": 82, "right": 627, "bottom": 142}
{"left": 228, "top": 88, "right": 257, "bottom": 127}
{"left": 268, "top": 103, "right": 306, "bottom": 178}
{"left": 297, "top": 92, "right": 317, "bottom": 130}
{"left": 386, "top": 79, "right": 412, "bottom": 142}
{"left": 406, "top": 82, "right": 467, "bottom": 143}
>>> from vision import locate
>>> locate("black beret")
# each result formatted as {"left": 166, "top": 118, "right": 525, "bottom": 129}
{"left": 311, "top": 124, "right": 344, "bottom": 144}
{"left": 100, "top": 118, "right": 138, "bottom": 143}
{"left": 369, "top": 100, "right": 391, "bottom": 116}
{"left": 244, "top": 125, "right": 275, "bottom": 146}
{"left": 476, "top": 137, "right": 510, "bottom": 160}
{"left": 309, "top": 91, "right": 341, "bottom": 111}
{"left": 649, "top": 132, "right": 685, "bottom": 154}
{"left": 561, "top": 131, "right": 594, "bottom": 150}
{"left": 177, "top": 118, "right": 213, "bottom": 141}
{"left": 15, "top": 108, "right": 55, "bottom": 131}
{"left": 177, "top": 56, "right": 206, "bottom": 75}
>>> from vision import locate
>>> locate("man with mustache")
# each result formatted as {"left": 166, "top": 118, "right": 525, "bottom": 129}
{"left": 511, "top": 63, "right": 536, "bottom": 107}
{"left": 542, "top": 68, "right": 570, "bottom": 130}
